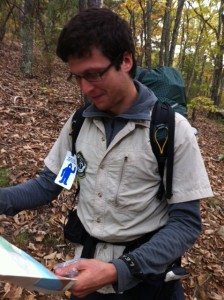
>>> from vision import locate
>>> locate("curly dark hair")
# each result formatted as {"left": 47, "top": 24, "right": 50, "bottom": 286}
{"left": 56, "top": 8, "right": 136, "bottom": 78}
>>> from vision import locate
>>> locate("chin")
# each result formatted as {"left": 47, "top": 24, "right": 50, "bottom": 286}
{"left": 94, "top": 103, "right": 108, "bottom": 111}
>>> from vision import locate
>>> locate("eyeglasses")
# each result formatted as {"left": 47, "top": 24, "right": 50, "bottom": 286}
{"left": 67, "top": 54, "right": 123, "bottom": 84}
{"left": 67, "top": 61, "right": 114, "bottom": 84}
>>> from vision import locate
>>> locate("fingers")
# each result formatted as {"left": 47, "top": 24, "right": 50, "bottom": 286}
{"left": 54, "top": 258, "right": 81, "bottom": 278}
{"left": 55, "top": 259, "right": 118, "bottom": 297}
{"left": 55, "top": 265, "right": 78, "bottom": 278}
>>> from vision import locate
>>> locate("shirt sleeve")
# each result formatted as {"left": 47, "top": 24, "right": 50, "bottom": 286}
{"left": 0, "top": 167, "right": 62, "bottom": 216}
{"left": 167, "top": 114, "right": 213, "bottom": 203}
{"left": 112, "top": 200, "right": 201, "bottom": 292}
{"left": 44, "top": 113, "right": 74, "bottom": 175}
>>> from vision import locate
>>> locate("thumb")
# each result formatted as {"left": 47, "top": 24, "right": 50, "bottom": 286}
{"left": 54, "top": 264, "right": 79, "bottom": 278}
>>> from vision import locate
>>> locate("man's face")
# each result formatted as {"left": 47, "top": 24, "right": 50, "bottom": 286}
{"left": 68, "top": 47, "right": 137, "bottom": 115}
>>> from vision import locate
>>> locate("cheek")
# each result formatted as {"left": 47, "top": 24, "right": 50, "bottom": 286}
{"left": 103, "top": 72, "right": 127, "bottom": 99}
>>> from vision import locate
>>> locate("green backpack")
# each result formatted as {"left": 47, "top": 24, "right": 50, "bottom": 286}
{"left": 135, "top": 66, "right": 188, "bottom": 118}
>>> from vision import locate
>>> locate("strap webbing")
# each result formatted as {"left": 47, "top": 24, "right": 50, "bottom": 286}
{"left": 165, "top": 104, "right": 175, "bottom": 199}
{"left": 70, "top": 103, "right": 90, "bottom": 155}
{"left": 150, "top": 101, "right": 175, "bottom": 199}
{"left": 137, "top": 68, "right": 148, "bottom": 82}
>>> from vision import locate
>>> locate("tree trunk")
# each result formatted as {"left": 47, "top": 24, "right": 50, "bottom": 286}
{"left": 159, "top": 0, "right": 172, "bottom": 66}
{"left": 217, "top": 69, "right": 224, "bottom": 104}
{"left": 20, "top": 0, "right": 35, "bottom": 78}
{"left": 186, "top": 22, "right": 205, "bottom": 97}
{"left": 197, "top": 54, "right": 207, "bottom": 96}
{"left": 126, "top": 7, "right": 136, "bottom": 51}
{"left": 211, "top": 53, "right": 223, "bottom": 106}
{"left": 178, "top": 13, "right": 190, "bottom": 72}
{"left": 177, "top": 19, "right": 185, "bottom": 70}
{"left": 145, "top": 0, "right": 152, "bottom": 67}
{"left": 210, "top": 0, "right": 224, "bottom": 106}
{"left": 0, "top": 0, "right": 16, "bottom": 42}
{"left": 79, "top": 0, "right": 86, "bottom": 11}
{"left": 138, "top": 0, "right": 147, "bottom": 66}
{"left": 87, "top": 0, "right": 103, "bottom": 8}
{"left": 168, "top": 0, "right": 185, "bottom": 66}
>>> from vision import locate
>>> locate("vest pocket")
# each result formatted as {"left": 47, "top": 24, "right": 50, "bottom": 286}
{"left": 115, "top": 155, "right": 128, "bottom": 206}
{"left": 106, "top": 151, "right": 159, "bottom": 212}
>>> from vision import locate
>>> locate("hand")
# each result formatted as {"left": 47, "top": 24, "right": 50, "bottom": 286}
{"left": 55, "top": 259, "right": 118, "bottom": 298}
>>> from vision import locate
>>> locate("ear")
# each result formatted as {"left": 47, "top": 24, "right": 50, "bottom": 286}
{"left": 121, "top": 52, "right": 133, "bottom": 73}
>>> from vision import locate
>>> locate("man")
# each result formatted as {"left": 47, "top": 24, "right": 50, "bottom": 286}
{"left": 0, "top": 8, "right": 213, "bottom": 300}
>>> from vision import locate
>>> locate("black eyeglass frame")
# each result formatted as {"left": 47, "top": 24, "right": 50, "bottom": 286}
{"left": 67, "top": 54, "right": 122, "bottom": 84}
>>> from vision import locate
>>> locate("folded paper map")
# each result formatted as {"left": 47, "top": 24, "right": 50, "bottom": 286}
{"left": 0, "top": 236, "right": 75, "bottom": 294}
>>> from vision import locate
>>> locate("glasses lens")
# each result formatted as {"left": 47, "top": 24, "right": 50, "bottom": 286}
{"left": 84, "top": 73, "right": 101, "bottom": 82}
{"left": 67, "top": 59, "right": 116, "bottom": 84}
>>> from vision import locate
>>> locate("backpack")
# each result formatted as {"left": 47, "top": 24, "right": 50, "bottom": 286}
{"left": 70, "top": 66, "right": 187, "bottom": 200}
{"left": 135, "top": 66, "right": 188, "bottom": 118}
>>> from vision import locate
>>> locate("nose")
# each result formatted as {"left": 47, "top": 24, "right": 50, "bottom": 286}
{"left": 79, "top": 78, "right": 95, "bottom": 95}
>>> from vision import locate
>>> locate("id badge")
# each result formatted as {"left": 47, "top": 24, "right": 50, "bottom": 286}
{"left": 55, "top": 151, "right": 77, "bottom": 190}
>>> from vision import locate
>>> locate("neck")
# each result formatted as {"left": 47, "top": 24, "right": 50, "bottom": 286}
{"left": 109, "top": 81, "right": 138, "bottom": 116}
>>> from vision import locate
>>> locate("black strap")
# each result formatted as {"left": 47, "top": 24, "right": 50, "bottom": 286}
{"left": 165, "top": 103, "right": 175, "bottom": 199}
{"left": 136, "top": 68, "right": 148, "bottom": 82}
{"left": 70, "top": 103, "right": 90, "bottom": 155}
{"left": 81, "top": 226, "right": 163, "bottom": 259}
{"left": 81, "top": 234, "right": 99, "bottom": 258}
{"left": 150, "top": 101, "right": 175, "bottom": 199}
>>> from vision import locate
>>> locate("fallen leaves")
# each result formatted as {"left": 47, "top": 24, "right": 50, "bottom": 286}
{"left": 2, "top": 283, "right": 23, "bottom": 300}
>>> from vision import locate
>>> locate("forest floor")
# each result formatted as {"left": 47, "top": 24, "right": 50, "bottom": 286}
{"left": 0, "top": 40, "right": 223, "bottom": 300}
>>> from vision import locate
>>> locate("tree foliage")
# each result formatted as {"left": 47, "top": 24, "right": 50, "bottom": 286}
{"left": 188, "top": 96, "right": 217, "bottom": 121}
{"left": 113, "top": 0, "right": 223, "bottom": 105}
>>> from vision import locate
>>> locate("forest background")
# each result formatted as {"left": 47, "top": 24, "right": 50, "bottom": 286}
{"left": 0, "top": 0, "right": 224, "bottom": 300}
{"left": 0, "top": 0, "right": 223, "bottom": 106}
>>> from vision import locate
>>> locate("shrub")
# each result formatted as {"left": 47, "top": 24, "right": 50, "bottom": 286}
{"left": 187, "top": 96, "right": 217, "bottom": 121}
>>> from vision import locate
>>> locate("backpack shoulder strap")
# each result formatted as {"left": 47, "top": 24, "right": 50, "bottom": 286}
{"left": 70, "top": 103, "right": 90, "bottom": 155}
{"left": 150, "top": 101, "right": 175, "bottom": 199}
{"left": 136, "top": 68, "right": 148, "bottom": 82}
